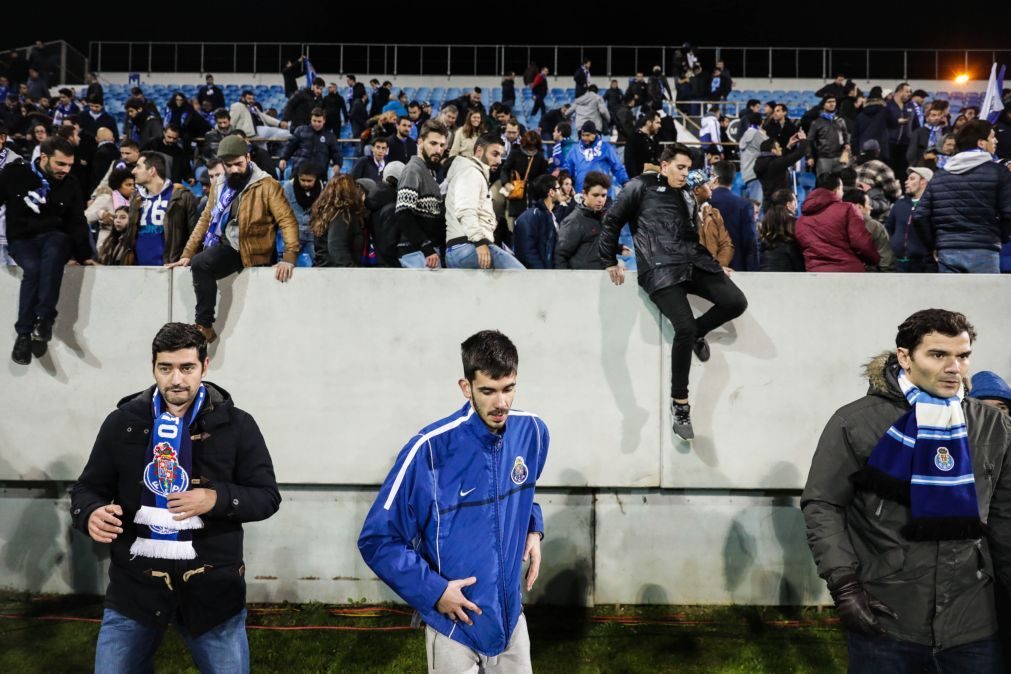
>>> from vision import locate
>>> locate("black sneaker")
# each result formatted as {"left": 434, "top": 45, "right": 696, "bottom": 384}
{"left": 32, "top": 318, "right": 53, "bottom": 343}
{"left": 671, "top": 400, "right": 694, "bottom": 440}
{"left": 11, "top": 334, "right": 31, "bottom": 365}
{"left": 30, "top": 319, "right": 52, "bottom": 357}
{"left": 693, "top": 337, "right": 710, "bottom": 362}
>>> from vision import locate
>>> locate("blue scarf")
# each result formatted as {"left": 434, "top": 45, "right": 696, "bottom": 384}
{"left": 202, "top": 181, "right": 239, "bottom": 248}
{"left": 820, "top": 111, "right": 836, "bottom": 121}
{"left": 130, "top": 385, "right": 208, "bottom": 560}
{"left": 23, "top": 161, "right": 51, "bottom": 215}
{"left": 927, "top": 124, "right": 944, "bottom": 149}
{"left": 855, "top": 369, "right": 981, "bottom": 540}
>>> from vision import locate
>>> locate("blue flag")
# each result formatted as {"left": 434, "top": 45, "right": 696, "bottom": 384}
{"left": 981, "top": 63, "right": 1006, "bottom": 124}
{"left": 305, "top": 58, "right": 317, "bottom": 88}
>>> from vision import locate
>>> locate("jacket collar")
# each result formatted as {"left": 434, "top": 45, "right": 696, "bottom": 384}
{"left": 460, "top": 401, "right": 509, "bottom": 447}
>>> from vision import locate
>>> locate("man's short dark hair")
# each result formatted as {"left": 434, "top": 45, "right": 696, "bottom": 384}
{"left": 774, "top": 103, "right": 788, "bottom": 113}
{"left": 56, "top": 125, "right": 76, "bottom": 141}
{"left": 712, "top": 160, "right": 736, "bottom": 186}
{"left": 204, "top": 157, "right": 222, "bottom": 171}
{"left": 312, "top": 77, "right": 325, "bottom": 88}
{"left": 120, "top": 139, "right": 140, "bottom": 152}
{"left": 660, "top": 143, "right": 693, "bottom": 164}
{"left": 556, "top": 122, "right": 571, "bottom": 138}
{"left": 461, "top": 330, "right": 518, "bottom": 382}
{"left": 152, "top": 323, "right": 208, "bottom": 365}
{"left": 407, "top": 100, "right": 421, "bottom": 110}
{"left": 58, "top": 87, "right": 73, "bottom": 98}
{"left": 760, "top": 138, "right": 777, "bottom": 153}
{"left": 109, "top": 167, "right": 134, "bottom": 191}
{"left": 746, "top": 98, "right": 761, "bottom": 108}
{"left": 241, "top": 89, "right": 254, "bottom": 98}
{"left": 125, "top": 97, "right": 146, "bottom": 111}
{"left": 371, "top": 136, "right": 389, "bottom": 147}
{"left": 40, "top": 136, "right": 74, "bottom": 158}
{"left": 816, "top": 172, "right": 842, "bottom": 191}
{"left": 956, "top": 120, "right": 994, "bottom": 152}
{"left": 529, "top": 174, "right": 557, "bottom": 201}
{"left": 310, "top": 107, "right": 326, "bottom": 119}
{"left": 839, "top": 166, "right": 857, "bottom": 188}
{"left": 87, "top": 94, "right": 104, "bottom": 105}
{"left": 296, "top": 161, "right": 321, "bottom": 178}
{"left": 841, "top": 187, "right": 868, "bottom": 207}
{"left": 582, "top": 170, "right": 611, "bottom": 193}
{"left": 165, "top": 123, "right": 181, "bottom": 135}
{"left": 214, "top": 108, "right": 230, "bottom": 120}
{"left": 896, "top": 309, "right": 977, "bottom": 352}
{"left": 419, "top": 119, "right": 449, "bottom": 140}
{"left": 475, "top": 133, "right": 504, "bottom": 152}
{"left": 139, "top": 151, "right": 167, "bottom": 179}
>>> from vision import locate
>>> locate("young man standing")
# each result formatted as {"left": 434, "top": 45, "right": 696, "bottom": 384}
{"left": 71, "top": 322, "right": 280, "bottom": 673}
{"left": 129, "top": 151, "right": 198, "bottom": 265}
{"left": 359, "top": 330, "right": 548, "bottom": 673}
{"left": 599, "top": 144, "right": 748, "bottom": 440}
{"left": 803, "top": 309, "right": 1011, "bottom": 671}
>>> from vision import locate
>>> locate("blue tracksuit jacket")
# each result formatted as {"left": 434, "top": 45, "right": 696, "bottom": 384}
{"left": 358, "top": 401, "right": 548, "bottom": 656}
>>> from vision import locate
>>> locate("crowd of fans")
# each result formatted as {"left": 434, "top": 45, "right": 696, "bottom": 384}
{"left": 2, "top": 47, "right": 1011, "bottom": 361}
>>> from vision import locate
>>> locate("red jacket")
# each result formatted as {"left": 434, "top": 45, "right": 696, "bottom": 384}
{"left": 795, "top": 188, "right": 880, "bottom": 272}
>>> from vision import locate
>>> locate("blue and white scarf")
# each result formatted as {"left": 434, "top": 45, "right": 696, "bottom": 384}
{"left": 23, "top": 161, "right": 51, "bottom": 215}
{"left": 578, "top": 137, "right": 605, "bottom": 162}
{"left": 855, "top": 369, "right": 981, "bottom": 540}
{"left": 202, "top": 182, "right": 239, "bottom": 248}
{"left": 820, "top": 111, "right": 836, "bottom": 121}
{"left": 130, "top": 385, "right": 208, "bottom": 560}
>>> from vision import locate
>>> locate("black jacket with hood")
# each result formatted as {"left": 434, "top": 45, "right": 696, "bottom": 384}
{"left": 802, "top": 353, "right": 1011, "bottom": 649}
{"left": 70, "top": 383, "right": 281, "bottom": 636}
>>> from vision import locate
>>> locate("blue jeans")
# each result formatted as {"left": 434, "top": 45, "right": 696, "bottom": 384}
{"left": 744, "top": 179, "right": 763, "bottom": 207}
{"left": 937, "top": 248, "right": 1001, "bottom": 274}
{"left": 95, "top": 607, "right": 249, "bottom": 674}
{"left": 445, "top": 243, "right": 526, "bottom": 269}
{"left": 846, "top": 632, "right": 1002, "bottom": 674}
{"left": 399, "top": 250, "right": 442, "bottom": 269}
{"left": 8, "top": 230, "right": 71, "bottom": 335}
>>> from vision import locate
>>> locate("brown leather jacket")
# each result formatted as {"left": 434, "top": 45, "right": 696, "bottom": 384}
{"left": 697, "top": 202, "right": 734, "bottom": 267}
{"left": 182, "top": 163, "right": 300, "bottom": 266}
{"left": 125, "top": 183, "right": 199, "bottom": 264}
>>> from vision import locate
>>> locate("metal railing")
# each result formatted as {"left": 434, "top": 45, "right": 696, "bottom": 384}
{"left": 4, "top": 40, "right": 90, "bottom": 84}
{"left": 86, "top": 42, "right": 1011, "bottom": 81}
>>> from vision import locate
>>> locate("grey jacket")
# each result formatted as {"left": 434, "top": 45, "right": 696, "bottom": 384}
{"left": 572, "top": 91, "right": 611, "bottom": 133}
{"left": 802, "top": 352, "right": 1011, "bottom": 649}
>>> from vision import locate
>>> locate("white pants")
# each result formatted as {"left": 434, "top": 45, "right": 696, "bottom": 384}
{"left": 255, "top": 125, "right": 291, "bottom": 141}
{"left": 425, "top": 613, "right": 531, "bottom": 674}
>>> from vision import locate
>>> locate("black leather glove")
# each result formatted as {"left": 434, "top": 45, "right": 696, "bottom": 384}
{"left": 829, "top": 574, "right": 898, "bottom": 635}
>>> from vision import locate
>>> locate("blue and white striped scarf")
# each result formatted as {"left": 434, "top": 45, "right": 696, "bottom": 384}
{"left": 857, "top": 369, "right": 982, "bottom": 540}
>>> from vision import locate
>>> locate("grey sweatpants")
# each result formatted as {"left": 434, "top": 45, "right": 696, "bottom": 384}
{"left": 425, "top": 613, "right": 531, "bottom": 673}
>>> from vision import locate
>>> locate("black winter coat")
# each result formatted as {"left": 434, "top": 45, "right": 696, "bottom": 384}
{"left": 70, "top": 383, "right": 280, "bottom": 636}
{"left": 0, "top": 159, "right": 91, "bottom": 261}
{"left": 758, "top": 238, "right": 805, "bottom": 271}
{"left": 281, "top": 124, "right": 340, "bottom": 171}
{"left": 884, "top": 196, "right": 928, "bottom": 259}
{"left": 754, "top": 141, "right": 807, "bottom": 201}
{"left": 912, "top": 152, "right": 1011, "bottom": 252}
{"left": 282, "top": 88, "right": 323, "bottom": 130}
{"left": 556, "top": 204, "right": 604, "bottom": 269}
{"left": 598, "top": 172, "right": 721, "bottom": 295}
{"left": 854, "top": 103, "right": 896, "bottom": 161}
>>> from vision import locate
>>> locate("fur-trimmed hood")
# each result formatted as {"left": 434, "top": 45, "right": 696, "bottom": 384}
{"left": 864, "top": 350, "right": 972, "bottom": 399}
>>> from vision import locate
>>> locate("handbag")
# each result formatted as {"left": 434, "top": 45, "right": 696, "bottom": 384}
{"left": 507, "top": 155, "right": 534, "bottom": 201}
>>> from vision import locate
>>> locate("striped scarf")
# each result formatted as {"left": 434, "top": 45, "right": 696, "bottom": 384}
{"left": 854, "top": 369, "right": 982, "bottom": 540}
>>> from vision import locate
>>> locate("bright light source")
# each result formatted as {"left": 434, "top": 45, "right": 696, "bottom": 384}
{"left": 955, "top": 73, "right": 970, "bottom": 84}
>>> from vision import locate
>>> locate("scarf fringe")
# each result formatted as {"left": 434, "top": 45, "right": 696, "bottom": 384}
{"left": 902, "top": 517, "right": 987, "bottom": 541}
{"left": 129, "top": 537, "right": 197, "bottom": 560}
{"left": 134, "top": 505, "right": 204, "bottom": 531}
{"left": 851, "top": 467, "right": 911, "bottom": 504}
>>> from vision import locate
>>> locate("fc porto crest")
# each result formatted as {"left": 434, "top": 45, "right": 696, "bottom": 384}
{"left": 935, "top": 447, "right": 955, "bottom": 472}
{"left": 510, "top": 456, "right": 529, "bottom": 485}
{"left": 144, "top": 442, "right": 190, "bottom": 496}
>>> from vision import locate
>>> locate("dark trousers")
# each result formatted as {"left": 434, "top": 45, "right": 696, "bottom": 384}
{"left": 190, "top": 245, "right": 244, "bottom": 327}
{"left": 8, "top": 231, "right": 71, "bottom": 336}
{"left": 895, "top": 257, "right": 937, "bottom": 273}
{"left": 651, "top": 271, "right": 748, "bottom": 400}
{"left": 846, "top": 632, "right": 1002, "bottom": 674}
{"left": 531, "top": 95, "right": 546, "bottom": 117}
{"left": 889, "top": 143, "right": 910, "bottom": 176}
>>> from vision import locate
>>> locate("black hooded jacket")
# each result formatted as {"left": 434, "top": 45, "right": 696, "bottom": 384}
{"left": 70, "top": 382, "right": 280, "bottom": 636}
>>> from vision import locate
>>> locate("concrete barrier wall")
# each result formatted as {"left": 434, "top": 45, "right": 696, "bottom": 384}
{"left": 2, "top": 267, "right": 1008, "bottom": 605}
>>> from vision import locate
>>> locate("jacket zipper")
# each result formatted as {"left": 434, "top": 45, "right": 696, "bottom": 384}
{"left": 492, "top": 439, "right": 509, "bottom": 648}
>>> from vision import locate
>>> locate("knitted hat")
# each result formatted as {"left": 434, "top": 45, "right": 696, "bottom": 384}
{"left": 580, "top": 121, "right": 598, "bottom": 135}
{"left": 217, "top": 135, "right": 249, "bottom": 159}
{"left": 970, "top": 371, "right": 1011, "bottom": 405}
{"left": 382, "top": 160, "right": 405, "bottom": 183}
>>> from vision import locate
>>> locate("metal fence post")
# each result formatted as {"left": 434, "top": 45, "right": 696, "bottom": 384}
{"left": 200, "top": 43, "right": 204, "bottom": 75}
{"left": 553, "top": 46, "right": 557, "bottom": 77}
{"left": 447, "top": 44, "right": 451, "bottom": 76}
{"left": 128, "top": 43, "right": 132, "bottom": 74}
{"left": 768, "top": 48, "right": 772, "bottom": 81}
{"left": 60, "top": 41, "right": 67, "bottom": 83}
{"left": 340, "top": 44, "right": 344, "bottom": 74}
{"left": 903, "top": 50, "right": 907, "bottom": 81}
{"left": 233, "top": 43, "right": 237, "bottom": 73}
{"left": 865, "top": 49, "right": 869, "bottom": 81}
{"left": 742, "top": 49, "right": 747, "bottom": 78}
{"left": 393, "top": 45, "right": 398, "bottom": 76}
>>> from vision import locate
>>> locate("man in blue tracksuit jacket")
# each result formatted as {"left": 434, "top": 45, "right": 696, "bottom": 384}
{"left": 359, "top": 330, "right": 548, "bottom": 672}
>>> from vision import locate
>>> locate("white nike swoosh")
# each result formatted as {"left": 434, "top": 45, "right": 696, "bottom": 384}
{"left": 460, "top": 488, "right": 476, "bottom": 497}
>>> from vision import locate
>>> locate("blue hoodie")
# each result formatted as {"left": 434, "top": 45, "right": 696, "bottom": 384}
{"left": 562, "top": 135, "right": 629, "bottom": 192}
